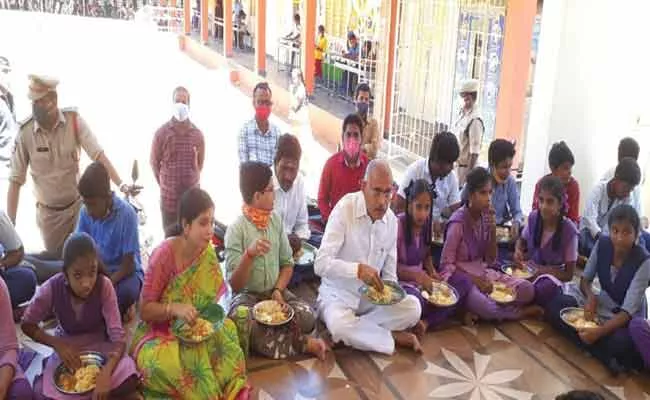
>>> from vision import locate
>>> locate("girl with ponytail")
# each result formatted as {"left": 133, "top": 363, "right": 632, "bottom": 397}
{"left": 396, "top": 179, "right": 472, "bottom": 333}
{"left": 517, "top": 175, "right": 578, "bottom": 294}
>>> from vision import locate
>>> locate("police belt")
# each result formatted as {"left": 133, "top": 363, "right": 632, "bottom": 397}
{"left": 37, "top": 197, "right": 79, "bottom": 212}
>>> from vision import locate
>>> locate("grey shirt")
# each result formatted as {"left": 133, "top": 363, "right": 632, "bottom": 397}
{"left": 564, "top": 240, "right": 650, "bottom": 319}
{"left": 0, "top": 210, "right": 22, "bottom": 252}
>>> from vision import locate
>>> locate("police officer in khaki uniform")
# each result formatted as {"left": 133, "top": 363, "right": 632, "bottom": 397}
{"left": 7, "top": 75, "right": 129, "bottom": 258}
{"left": 454, "top": 79, "right": 484, "bottom": 186}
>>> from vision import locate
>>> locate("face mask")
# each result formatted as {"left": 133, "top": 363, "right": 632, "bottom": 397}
{"left": 356, "top": 102, "right": 369, "bottom": 116}
{"left": 255, "top": 105, "right": 271, "bottom": 121}
{"left": 32, "top": 103, "right": 51, "bottom": 125}
{"left": 343, "top": 137, "right": 361, "bottom": 159}
{"left": 172, "top": 102, "right": 190, "bottom": 122}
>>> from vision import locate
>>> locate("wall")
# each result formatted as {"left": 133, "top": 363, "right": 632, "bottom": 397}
{"left": 521, "top": 0, "right": 650, "bottom": 214}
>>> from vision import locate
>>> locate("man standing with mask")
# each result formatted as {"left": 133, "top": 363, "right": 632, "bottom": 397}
{"left": 317, "top": 114, "right": 368, "bottom": 224}
{"left": 355, "top": 83, "right": 380, "bottom": 160}
{"left": 150, "top": 86, "right": 205, "bottom": 234}
{"left": 8, "top": 75, "right": 128, "bottom": 258}
{"left": 454, "top": 79, "right": 484, "bottom": 186}
{"left": 238, "top": 82, "right": 280, "bottom": 166}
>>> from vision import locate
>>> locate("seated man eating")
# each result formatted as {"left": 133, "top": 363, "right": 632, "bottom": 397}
{"left": 225, "top": 161, "right": 327, "bottom": 360}
{"left": 76, "top": 161, "right": 143, "bottom": 318}
{"left": 316, "top": 160, "right": 422, "bottom": 354}
{"left": 273, "top": 134, "right": 311, "bottom": 252}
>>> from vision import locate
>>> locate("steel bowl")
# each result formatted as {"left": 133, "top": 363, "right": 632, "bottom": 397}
{"left": 489, "top": 284, "right": 517, "bottom": 305}
{"left": 501, "top": 263, "right": 536, "bottom": 280}
{"left": 53, "top": 351, "right": 106, "bottom": 395}
{"left": 253, "top": 300, "right": 295, "bottom": 326}
{"left": 423, "top": 281, "right": 459, "bottom": 308}
{"left": 560, "top": 307, "right": 601, "bottom": 330}
{"left": 294, "top": 242, "right": 316, "bottom": 268}
{"left": 359, "top": 280, "right": 407, "bottom": 306}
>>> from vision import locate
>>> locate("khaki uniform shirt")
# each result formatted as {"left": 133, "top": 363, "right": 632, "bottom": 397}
{"left": 454, "top": 106, "right": 483, "bottom": 184}
{"left": 361, "top": 117, "right": 380, "bottom": 160}
{"left": 9, "top": 109, "right": 103, "bottom": 207}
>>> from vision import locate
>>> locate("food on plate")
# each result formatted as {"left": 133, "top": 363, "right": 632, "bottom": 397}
{"left": 496, "top": 226, "right": 511, "bottom": 241}
{"left": 422, "top": 282, "right": 456, "bottom": 306}
{"left": 367, "top": 285, "right": 393, "bottom": 303}
{"left": 563, "top": 309, "right": 599, "bottom": 329}
{"left": 178, "top": 317, "right": 214, "bottom": 342}
{"left": 504, "top": 266, "right": 532, "bottom": 279}
{"left": 489, "top": 283, "right": 515, "bottom": 303}
{"left": 58, "top": 364, "right": 101, "bottom": 393}
{"left": 255, "top": 300, "right": 289, "bottom": 324}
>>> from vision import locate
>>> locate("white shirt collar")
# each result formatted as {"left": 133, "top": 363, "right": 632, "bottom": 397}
{"left": 352, "top": 191, "right": 387, "bottom": 224}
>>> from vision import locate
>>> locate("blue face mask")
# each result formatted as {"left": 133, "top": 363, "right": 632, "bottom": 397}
{"left": 356, "top": 102, "right": 369, "bottom": 115}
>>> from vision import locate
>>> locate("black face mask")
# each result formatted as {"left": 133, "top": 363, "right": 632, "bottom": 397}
{"left": 32, "top": 103, "right": 51, "bottom": 126}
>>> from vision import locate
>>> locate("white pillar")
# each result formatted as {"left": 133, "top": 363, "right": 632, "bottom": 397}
{"left": 522, "top": 0, "right": 650, "bottom": 215}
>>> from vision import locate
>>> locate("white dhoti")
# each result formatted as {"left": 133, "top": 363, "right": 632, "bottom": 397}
{"left": 319, "top": 295, "right": 421, "bottom": 355}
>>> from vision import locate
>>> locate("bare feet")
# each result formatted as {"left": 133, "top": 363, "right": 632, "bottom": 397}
{"left": 412, "top": 320, "right": 427, "bottom": 339}
{"left": 521, "top": 305, "right": 544, "bottom": 320}
{"left": 392, "top": 331, "right": 423, "bottom": 353}
{"left": 463, "top": 311, "right": 478, "bottom": 326}
{"left": 305, "top": 337, "right": 330, "bottom": 360}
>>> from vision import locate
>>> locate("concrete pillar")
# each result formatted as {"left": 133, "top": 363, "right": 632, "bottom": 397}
{"left": 223, "top": 0, "right": 233, "bottom": 57}
{"left": 200, "top": 0, "right": 208, "bottom": 44}
{"left": 494, "top": 0, "right": 536, "bottom": 160}
{"left": 255, "top": 0, "right": 266, "bottom": 76}
{"left": 302, "top": 0, "right": 316, "bottom": 94}
{"left": 183, "top": 0, "right": 191, "bottom": 35}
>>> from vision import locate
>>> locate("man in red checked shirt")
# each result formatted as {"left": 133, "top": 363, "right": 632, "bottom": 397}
{"left": 150, "top": 86, "right": 205, "bottom": 235}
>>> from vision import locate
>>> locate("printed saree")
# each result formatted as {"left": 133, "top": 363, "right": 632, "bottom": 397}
{"left": 131, "top": 242, "right": 249, "bottom": 400}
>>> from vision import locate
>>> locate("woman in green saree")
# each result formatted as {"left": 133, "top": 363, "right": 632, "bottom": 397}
{"left": 131, "top": 188, "right": 250, "bottom": 399}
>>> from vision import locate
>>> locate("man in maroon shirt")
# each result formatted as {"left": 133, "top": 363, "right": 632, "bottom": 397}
{"left": 318, "top": 114, "right": 368, "bottom": 223}
{"left": 150, "top": 86, "right": 205, "bottom": 234}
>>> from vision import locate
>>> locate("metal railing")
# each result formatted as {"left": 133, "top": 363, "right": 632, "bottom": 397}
{"left": 386, "top": 0, "right": 506, "bottom": 162}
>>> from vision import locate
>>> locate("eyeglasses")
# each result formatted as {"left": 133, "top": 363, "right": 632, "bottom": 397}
{"left": 370, "top": 187, "right": 395, "bottom": 200}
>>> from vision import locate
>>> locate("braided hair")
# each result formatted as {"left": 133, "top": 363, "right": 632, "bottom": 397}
{"left": 403, "top": 179, "right": 434, "bottom": 247}
{"left": 533, "top": 175, "right": 565, "bottom": 252}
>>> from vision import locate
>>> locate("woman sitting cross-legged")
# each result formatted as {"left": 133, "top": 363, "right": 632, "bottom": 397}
{"left": 225, "top": 161, "right": 328, "bottom": 360}
{"left": 440, "top": 167, "right": 543, "bottom": 322}
{"left": 542, "top": 204, "right": 650, "bottom": 373}
{"left": 130, "top": 188, "right": 250, "bottom": 399}
{"left": 396, "top": 179, "right": 472, "bottom": 333}
{"left": 21, "top": 232, "right": 141, "bottom": 400}
{"left": 513, "top": 175, "right": 579, "bottom": 304}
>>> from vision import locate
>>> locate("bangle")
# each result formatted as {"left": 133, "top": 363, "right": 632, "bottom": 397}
{"left": 164, "top": 304, "right": 171, "bottom": 319}
{"left": 272, "top": 287, "right": 282, "bottom": 294}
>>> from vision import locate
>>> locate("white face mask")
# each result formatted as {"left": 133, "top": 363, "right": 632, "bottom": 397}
{"left": 172, "top": 102, "right": 190, "bottom": 122}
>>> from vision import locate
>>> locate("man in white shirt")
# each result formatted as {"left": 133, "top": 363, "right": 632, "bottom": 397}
{"left": 315, "top": 160, "right": 422, "bottom": 355}
{"left": 453, "top": 79, "right": 484, "bottom": 186}
{"left": 394, "top": 131, "right": 462, "bottom": 237}
{"left": 600, "top": 137, "right": 644, "bottom": 217}
{"left": 273, "top": 134, "right": 310, "bottom": 253}
{"left": 580, "top": 158, "right": 642, "bottom": 256}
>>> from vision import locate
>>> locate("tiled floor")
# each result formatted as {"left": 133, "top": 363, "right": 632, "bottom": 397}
{"left": 13, "top": 279, "right": 650, "bottom": 400}
{"left": 238, "top": 283, "right": 650, "bottom": 400}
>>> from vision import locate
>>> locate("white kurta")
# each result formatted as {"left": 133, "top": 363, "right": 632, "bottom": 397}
{"left": 315, "top": 191, "right": 421, "bottom": 354}
{"left": 273, "top": 174, "right": 311, "bottom": 240}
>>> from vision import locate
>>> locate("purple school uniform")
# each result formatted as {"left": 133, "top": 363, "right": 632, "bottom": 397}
{"left": 543, "top": 237, "right": 650, "bottom": 370}
{"left": 440, "top": 206, "right": 534, "bottom": 321}
{"left": 396, "top": 214, "right": 471, "bottom": 328}
{"left": 22, "top": 273, "right": 139, "bottom": 400}
{"left": 525, "top": 211, "right": 578, "bottom": 267}
{"left": 0, "top": 278, "right": 32, "bottom": 400}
